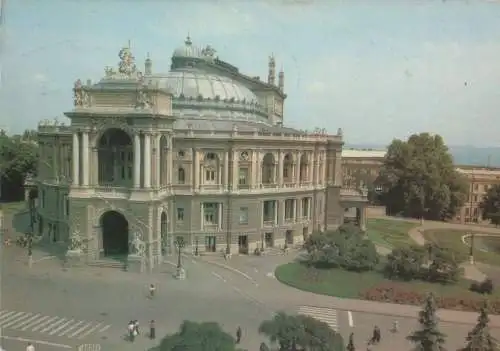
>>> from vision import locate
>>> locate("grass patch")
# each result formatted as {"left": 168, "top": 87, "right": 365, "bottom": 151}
{"left": 423, "top": 229, "right": 500, "bottom": 266}
{"left": 365, "top": 218, "right": 417, "bottom": 249}
{"left": 275, "top": 261, "right": 500, "bottom": 300}
{"left": 0, "top": 201, "right": 26, "bottom": 215}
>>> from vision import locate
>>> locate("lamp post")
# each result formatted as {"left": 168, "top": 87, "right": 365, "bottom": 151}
{"left": 27, "top": 231, "right": 33, "bottom": 268}
{"left": 469, "top": 232, "right": 475, "bottom": 265}
{"left": 194, "top": 236, "right": 199, "bottom": 256}
{"left": 174, "top": 237, "right": 185, "bottom": 280}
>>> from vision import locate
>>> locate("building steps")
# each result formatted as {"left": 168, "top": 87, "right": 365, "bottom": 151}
{"left": 86, "top": 259, "right": 126, "bottom": 270}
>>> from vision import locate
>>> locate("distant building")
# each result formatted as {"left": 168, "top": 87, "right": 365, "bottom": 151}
{"left": 342, "top": 149, "right": 500, "bottom": 225}
{"left": 34, "top": 37, "right": 369, "bottom": 270}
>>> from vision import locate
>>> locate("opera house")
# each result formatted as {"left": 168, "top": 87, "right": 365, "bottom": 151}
{"left": 34, "top": 37, "right": 368, "bottom": 271}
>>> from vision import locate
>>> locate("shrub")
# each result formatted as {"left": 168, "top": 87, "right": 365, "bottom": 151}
{"left": 470, "top": 278, "right": 494, "bottom": 295}
{"left": 384, "top": 246, "right": 426, "bottom": 281}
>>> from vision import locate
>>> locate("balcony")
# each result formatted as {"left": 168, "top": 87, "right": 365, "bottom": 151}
{"left": 203, "top": 224, "right": 221, "bottom": 232}
{"left": 284, "top": 217, "right": 295, "bottom": 224}
{"left": 263, "top": 218, "right": 276, "bottom": 227}
{"left": 93, "top": 185, "right": 131, "bottom": 200}
{"left": 261, "top": 183, "right": 278, "bottom": 189}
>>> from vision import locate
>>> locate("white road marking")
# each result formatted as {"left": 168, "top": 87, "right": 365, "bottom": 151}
{"left": 348, "top": 311, "right": 354, "bottom": 327}
{"left": 48, "top": 319, "right": 74, "bottom": 335}
{"left": 266, "top": 272, "right": 275, "bottom": 278}
{"left": 22, "top": 315, "right": 51, "bottom": 330}
{"left": 58, "top": 320, "right": 84, "bottom": 336}
{"left": 2, "top": 313, "right": 33, "bottom": 328}
{"left": 10, "top": 313, "right": 40, "bottom": 329}
{"left": 0, "top": 312, "right": 26, "bottom": 326}
{"left": 211, "top": 271, "right": 226, "bottom": 282}
{"left": 77, "top": 323, "right": 101, "bottom": 339}
{"left": 97, "top": 324, "right": 110, "bottom": 333}
{"left": 32, "top": 316, "right": 59, "bottom": 331}
{"left": 298, "top": 306, "right": 338, "bottom": 331}
{"left": 0, "top": 335, "right": 72, "bottom": 349}
{"left": 33, "top": 255, "right": 56, "bottom": 263}
{"left": 41, "top": 318, "right": 68, "bottom": 333}
{"left": 0, "top": 311, "right": 17, "bottom": 322}
{"left": 69, "top": 322, "right": 93, "bottom": 338}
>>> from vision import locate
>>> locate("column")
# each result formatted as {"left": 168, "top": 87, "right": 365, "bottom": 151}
{"left": 167, "top": 145, "right": 173, "bottom": 185}
{"left": 218, "top": 203, "right": 223, "bottom": 229}
{"left": 232, "top": 151, "right": 239, "bottom": 190}
{"left": 72, "top": 132, "right": 80, "bottom": 185}
{"left": 274, "top": 201, "right": 278, "bottom": 224}
{"left": 296, "top": 152, "right": 302, "bottom": 186}
{"left": 308, "top": 154, "right": 313, "bottom": 183}
{"left": 133, "top": 133, "right": 141, "bottom": 188}
{"left": 360, "top": 207, "right": 367, "bottom": 231}
{"left": 144, "top": 133, "right": 151, "bottom": 188}
{"left": 277, "top": 150, "right": 284, "bottom": 187}
{"left": 155, "top": 135, "right": 161, "bottom": 187}
{"left": 251, "top": 151, "right": 257, "bottom": 188}
{"left": 81, "top": 132, "right": 89, "bottom": 186}
{"left": 92, "top": 147, "right": 98, "bottom": 185}
{"left": 223, "top": 151, "right": 229, "bottom": 188}
{"left": 193, "top": 149, "right": 200, "bottom": 190}
{"left": 293, "top": 199, "right": 297, "bottom": 221}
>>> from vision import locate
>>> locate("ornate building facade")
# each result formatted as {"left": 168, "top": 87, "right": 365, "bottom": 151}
{"left": 35, "top": 37, "right": 368, "bottom": 270}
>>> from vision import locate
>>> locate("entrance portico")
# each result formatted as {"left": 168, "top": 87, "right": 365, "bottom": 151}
{"left": 340, "top": 187, "right": 369, "bottom": 231}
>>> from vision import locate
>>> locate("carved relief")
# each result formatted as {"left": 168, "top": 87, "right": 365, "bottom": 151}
{"left": 129, "top": 231, "right": 146, "bottom": 256}
{"left": 239, "top": 151, "right": 249, "bottom": 162}
{"left": 136, "top": 85, "right": 153, "bottom": 109}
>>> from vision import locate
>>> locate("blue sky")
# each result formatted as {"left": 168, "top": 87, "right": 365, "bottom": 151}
{"left": 2, "top": 1, "right": 500, "bottom": 146}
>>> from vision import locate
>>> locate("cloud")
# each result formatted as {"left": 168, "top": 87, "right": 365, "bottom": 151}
{"left": 33, "top": 73, "right": 47, "bottom": 82}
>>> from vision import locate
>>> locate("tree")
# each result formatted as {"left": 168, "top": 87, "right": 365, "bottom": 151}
{"left": 384, "top": 246, "right": 426, "bottom": 281}
{"left": 407, "top": 293, "right": 447, "bottom": 351}
{"left": 259, "top": 311, "right": 345, "bottom": 351}
{"left": 461, "top": 300, "right": 499, "bottom": 351}
{"left": 303, "top": 224, "right": 379, "bottom": 272}
{"left": 380, "top": 133, "right": 468, "bottom": 221}
{"left": 480, "top": 184, "right": 500, "bottom": 227}
{"left": 427, "top": 247, "right": 461, "bottom": 284}
{"left": 0, "top": 132, "right": 38, "bottom": 201}
{"left": 155, "top": 320, "right": 237, "bottom": 351}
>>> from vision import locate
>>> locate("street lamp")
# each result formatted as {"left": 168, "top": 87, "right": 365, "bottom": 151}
{"left": 194, "top": 236, "right": 199, "bottom": 256}
{"left": 469, "top": 232, "right": 475, "bottom": 265}
{"left": 174, "top": 237, "right": 185, "bottom": 280}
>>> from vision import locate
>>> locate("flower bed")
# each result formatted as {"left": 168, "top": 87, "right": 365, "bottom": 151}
{"left": 362, "top": 282, "right": 500, "bottom": 313}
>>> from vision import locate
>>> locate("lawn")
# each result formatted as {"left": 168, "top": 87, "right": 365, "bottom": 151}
{"left": 423, "top": 229, "right": 500, "bottom": 266}
{"left": 275, "top": 261, "right": 500, "bottom": 301}
{"left": 365, "top": 218, "right": 417, "bottom": 249}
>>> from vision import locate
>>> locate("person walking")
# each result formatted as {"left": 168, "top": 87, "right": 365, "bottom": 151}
{"left": 26, "top": 342, "right": 35, "bottom": 351}
{"left": 149, "top": 320, "right": 156, "bottom": 340}
{"left": 128, "top": 321, "right": 135, "bottom": 342}
{"left": 236, "top": 326, "right": 242, "bottom": 344}
{"left": 149, "top": 284, "right": 156, "bottom": 298}
{"left": 134, "top": 320, "right": 140, "bottom": 335}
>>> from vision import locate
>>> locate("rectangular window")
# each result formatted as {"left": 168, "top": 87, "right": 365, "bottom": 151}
{"left": 205, "top": 169, "right": 216, "bottom": 182}
{"left": 238, "top": 168, "right": 248, "bottom": 185}
{"left": 473, "top": 195, "right": 478, "bottom": 203}
{"left": 239, "top": 207, "right": 249, "bottom": 224}
{"left": 41, "top": 190, "right": 46, "bottom": 208}
{"left": 128, "top": 166, "right": 133, "bottom": 179}
{"left": 465, "top": 207, "right": 470, "bottom": 216}
{"left": 177, "top": 208, "right": 184, "bottom": 221}
{"left": 64, "top": 195, "right": 70, "bottom": 217}
{"left": 484, "top": 185, "right": 489, "bottom": 192}
{"left": 121, "top": 166, "right": 125, "bottom": 179}
{"left": 203, "top": 203, "right": 218, "bottom": 224}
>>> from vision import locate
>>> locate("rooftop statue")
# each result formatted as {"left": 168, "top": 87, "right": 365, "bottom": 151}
{"left": 118, "top": 45, "right": 137, "bottom": 77}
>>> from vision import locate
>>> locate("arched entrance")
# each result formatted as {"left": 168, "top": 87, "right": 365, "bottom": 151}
{"left": 160, "top": 211, "right": 168, "bottom": 254}
{"left": 100, "top": 211, "right": 129, "bottom": 257}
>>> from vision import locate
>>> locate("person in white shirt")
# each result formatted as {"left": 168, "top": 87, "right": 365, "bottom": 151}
{"left": 26, "top": 342, "right": 35, "bottom": 351}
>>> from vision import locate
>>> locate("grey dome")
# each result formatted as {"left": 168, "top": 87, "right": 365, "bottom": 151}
{"left": 172, "top": 36, "right": 203, "bottom": 59}
{"left": 152, "top": 69, "right": 259, "bottom": 103}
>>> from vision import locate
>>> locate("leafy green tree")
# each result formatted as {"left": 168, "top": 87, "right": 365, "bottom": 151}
{"left": 0, "top": 132, "right": 38, "bottom": 201}
{"left": 380, "top": 133, "right": 468, "bottom": 221}
{"left": 407, "top": 293, "right": 447, "bottom": 351}
{"left": 461, "top": 300, "right": 499, "bottom": 351}
{"left": 480, "top": 184, "right": 500, "bottom": 227}
{"left": 303, "top": 225, "right": 378, "bottom": 272}
{"left": 155, "top": 320, "right": 237, "bottom": 351}
{"left": 385, "top": 246, "right": 426, "bottom": 281}
{"left": 427, "top": 247, "right": 461, "bottom": 284}
{"left": 259, "top": 311, "right": 345, "bottom": 351}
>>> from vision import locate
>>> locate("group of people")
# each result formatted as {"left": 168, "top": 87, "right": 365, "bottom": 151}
{"left": 127, "top": 320, "right": 156, "bottom": 342}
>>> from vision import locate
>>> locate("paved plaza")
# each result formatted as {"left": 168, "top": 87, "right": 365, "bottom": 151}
{"left": 3, "top": 210, "right": 500, "bottom": 350}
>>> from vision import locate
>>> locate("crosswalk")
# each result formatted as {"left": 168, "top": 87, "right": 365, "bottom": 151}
{"left": 0, "top": 310, "right": 111, "bottom": 339}
{"left": 298, "top": 306, "right": 338, "bottom": 331}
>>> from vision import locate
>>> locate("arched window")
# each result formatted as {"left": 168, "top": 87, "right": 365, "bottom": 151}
{"left": 178, "top": 168, "right": 185, "bottom": 184}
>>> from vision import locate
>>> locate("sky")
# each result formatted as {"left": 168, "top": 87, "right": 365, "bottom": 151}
{"left": 1, "top": 0, "right": 500, "bottom": 147}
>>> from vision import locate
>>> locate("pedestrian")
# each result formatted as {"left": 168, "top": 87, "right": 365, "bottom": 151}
{"left": 236, "top": 326, "right": 242, "bottom": 344}
{"left": 374, "top": 325, "right": 381, "bottom": 343}
{"left": 128, "top": 321, "right": 135, "bottom": 342}
{"left": 134, "top": 320, "right": 140, "bottom": 335}
{"left": 392, "top": 320, "right": 399, "bottom": 333}
{"left": 149, "top": 284, "right": 156, "bottom": 298}
{"left": 26, "top": 342, "right": 35, "bottom": 351}
{"left": 149, "top": 319, "right": 156, "bottom": 340}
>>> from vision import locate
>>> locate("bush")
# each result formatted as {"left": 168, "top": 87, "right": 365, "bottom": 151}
{"left": 384, "top": 246, "right": 426, "bottom": 281}
{"left": 304, "top": 225, "right": 379, "bottom": 272}
{"left": 470, "top": 278, "right": 494, "bottom": 295}
{"left": 362, "top": 283, "right": 500, "bottom": 313}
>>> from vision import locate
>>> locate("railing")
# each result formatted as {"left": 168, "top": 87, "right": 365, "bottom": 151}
{"left": 263, "top": 220, "right": 276, "bottom": 227}
{"left": 203, "top": 224, "right": 221, "bottom": 232}
{"left": 284, "top": 217, "right": 295, "bottom": 224}
{"left": 283, "top": 182, "right": 295, "bottom": 188}
{"left": 237, "top": 184, "right": 250, "bottom": 190}
{"left": 261, "top": 183, "right": 278, "bottom": 189}
{"left": 94, "top": 185, "right": 131, "bottom": 199}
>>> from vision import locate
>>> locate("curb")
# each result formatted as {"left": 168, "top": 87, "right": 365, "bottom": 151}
{"left": 188, "top": 255, "right": 257, "bottom": 284}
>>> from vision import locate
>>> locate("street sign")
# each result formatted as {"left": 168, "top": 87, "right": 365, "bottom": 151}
{"left": 77, "top": 344, "right": 101, "bottom": 351}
